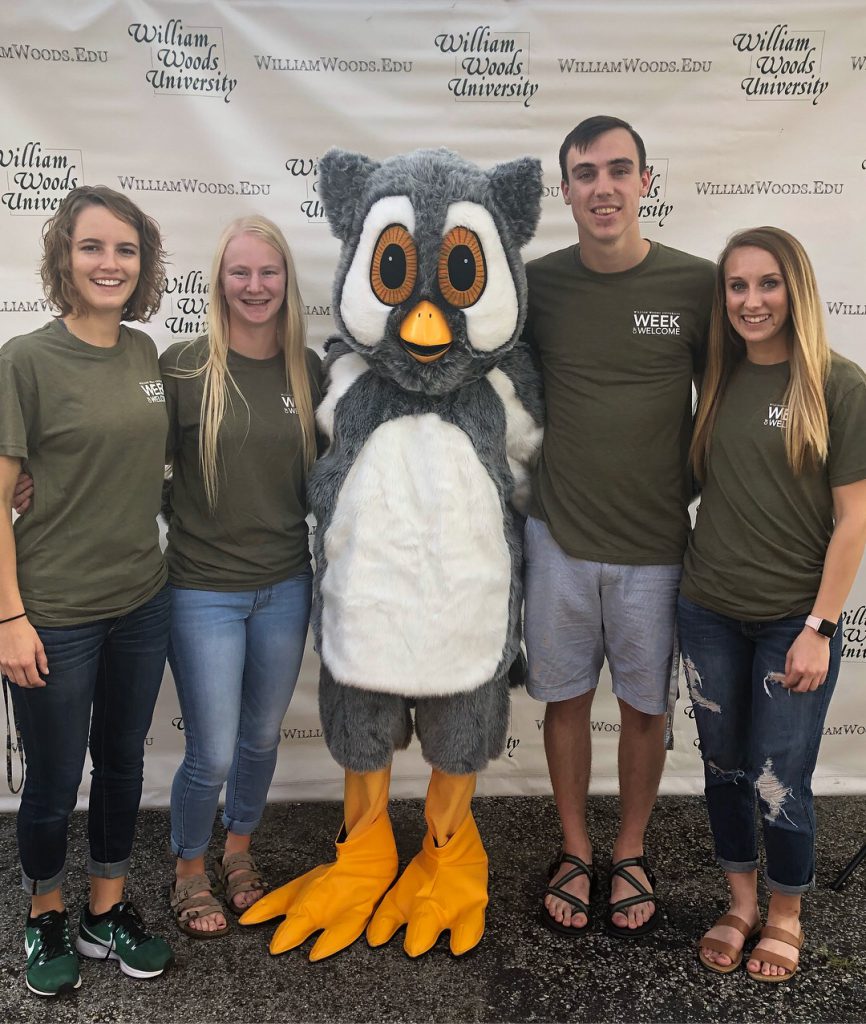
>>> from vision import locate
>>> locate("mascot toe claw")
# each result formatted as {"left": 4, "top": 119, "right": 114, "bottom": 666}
{"left": 238, "top": 895, "right": 280, "bottom": 927}
{"left": 309, "top": 912, "right": 375, "bottom": 962}
{"left": 449, "top": 908, "right": 486, "bottom": 956}
{"left": 404, "top": 909, "right": 445, "bottom": 958}
{"left": 240, "top": 869, "right": 327, "bottom": 926}
{"left": 365, "top": 901, "right": 404, "bottom": 948}
{"left": 269, "top": 908, "right": 318, "bottom": 954}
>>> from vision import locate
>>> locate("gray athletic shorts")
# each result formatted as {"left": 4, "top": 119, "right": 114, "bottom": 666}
{"left": 523, "top": 516, "right": 681, "bottom": 715}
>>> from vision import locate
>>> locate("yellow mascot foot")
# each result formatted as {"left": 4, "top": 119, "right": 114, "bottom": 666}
{"left": 240, "top": 811, "right": 398, "bottom": 961}
{"left": 366, "top": 811, "right": 488, "bottom": 957}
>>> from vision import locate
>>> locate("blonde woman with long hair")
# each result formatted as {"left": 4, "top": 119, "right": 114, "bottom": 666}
{"left": 161, "top": 216, "right": 321, "bottom": 938}
{"left": 678, "top": 227, "right": 866, "bottom": 982}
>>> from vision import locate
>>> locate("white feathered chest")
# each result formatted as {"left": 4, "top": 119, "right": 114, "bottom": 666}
{"left": 320, "top": 409, "right": 511, "bottom": 696}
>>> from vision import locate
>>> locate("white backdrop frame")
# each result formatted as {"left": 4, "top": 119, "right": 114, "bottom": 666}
{"left": 1, "top": 0, "right": 865, "bottom": 809}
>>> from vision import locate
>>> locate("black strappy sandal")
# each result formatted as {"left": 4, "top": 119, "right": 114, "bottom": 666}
{"left": 605, "top": 855, "right": 660, "bottom": 938}
{"left": 540, "top": 853, "right": 597, "bottom": 936}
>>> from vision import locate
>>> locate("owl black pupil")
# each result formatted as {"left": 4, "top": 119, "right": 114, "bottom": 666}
{"left": 380, "top": 244, "right": 406, "bottom": 288}
{"left": 448, "top": 246, "right": 476, "bottom": 291}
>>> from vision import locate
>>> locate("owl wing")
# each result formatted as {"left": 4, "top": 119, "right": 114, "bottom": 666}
{"left": 315, "top": 337, "right": 372, "bottom": 450}
{"left": 485, "top": 339, "right": 544, "bottom": 514}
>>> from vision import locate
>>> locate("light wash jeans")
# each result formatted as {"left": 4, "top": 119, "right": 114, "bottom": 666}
{"left": 677, "top": 593, "right": 841, "bottom": 894}
{"left": 169, "top": 571, "right": 311, "bottom": 859}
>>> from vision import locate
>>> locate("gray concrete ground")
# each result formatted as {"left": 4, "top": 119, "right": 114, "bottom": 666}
{"left": 0, "top": 795, "right": 864, "bottom": 1024}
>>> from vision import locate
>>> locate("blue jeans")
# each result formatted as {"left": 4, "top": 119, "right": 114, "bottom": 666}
{"left": 677, "top": 594, "right": 841, "bottom": 894}
{"left": 169, "top": 571, "right": 312, "bottom": 859}
{"left": 11, "top": 585, "right": 170, "bottom": 895}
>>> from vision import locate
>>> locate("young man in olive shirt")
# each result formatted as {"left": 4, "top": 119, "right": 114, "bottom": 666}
{"left": 523, "top": 116, "right": 715, "bottom": 936}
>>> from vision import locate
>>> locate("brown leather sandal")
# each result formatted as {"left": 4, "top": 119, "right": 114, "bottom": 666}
{"left": 746, "top": 924, "right": 803, "bottom": 983}
{"left": 214, "top": 851, "right": 268, "bottom": 916}
{"left": 698, "top": 913, "right": 761, "bottom": 974}
{"left": 170, "top": 873, "right": 230, "bottom": 938}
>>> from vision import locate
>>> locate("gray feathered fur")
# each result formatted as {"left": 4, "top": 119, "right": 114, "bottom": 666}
{"left": 312, "top": 148, "right": 543, "bottom": 774}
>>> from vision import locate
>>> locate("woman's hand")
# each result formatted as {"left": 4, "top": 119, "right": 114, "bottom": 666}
{"left": 783, "top": 627, "right": 831, "bottom": 692}
{"left": 12, "top": 472, "right": 33, "bottom": 515}
{"left": 0, "top": 616, "right": 48, "bottom": 687}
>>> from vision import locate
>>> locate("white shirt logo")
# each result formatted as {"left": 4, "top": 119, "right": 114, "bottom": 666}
{"left": 764, "top": 403, "right": 788, "bottom": 429}
{"left": 139, "top": 380, "right": 165, "bottom": 404}
{"left": 632, "top": 311, "right": 681, "bottom": 335}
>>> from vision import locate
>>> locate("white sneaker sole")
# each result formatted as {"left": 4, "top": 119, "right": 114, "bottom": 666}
{"left": 75, "top": 936, "right": 166, "bottom": 979}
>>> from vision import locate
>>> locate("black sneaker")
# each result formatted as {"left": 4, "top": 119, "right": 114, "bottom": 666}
{"left": 76, "top": 901, "right": 173, "bottom": 979}
{"left": 25, "top": 909, "right": 81, "bottom": 997}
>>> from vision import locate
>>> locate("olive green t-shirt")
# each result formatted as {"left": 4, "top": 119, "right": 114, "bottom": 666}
{"left": 526, "top": 241, "right": 715, "bottom": 564}
{"left": 161, "top": 337, "right": 323, "bottom": 590}
{"left": 0, "top": 319, "right": 168, "bottom": 626}
{"left": 681, "top": 353, "right": 866, "bottom": 620}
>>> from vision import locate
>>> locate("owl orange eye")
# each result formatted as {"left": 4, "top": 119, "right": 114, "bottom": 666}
{"left": 370, "top": 224, "right": 417, "bottom": 306}
{"left": 438, "top": 226, "right": 486, "bottom": 308}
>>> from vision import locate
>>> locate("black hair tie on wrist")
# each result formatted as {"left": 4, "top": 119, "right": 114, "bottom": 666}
{"left": 0, "top": 613, "right": 26, "bottom": 626}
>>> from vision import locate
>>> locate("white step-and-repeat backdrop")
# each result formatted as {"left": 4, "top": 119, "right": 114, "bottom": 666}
{"left": 1, "top": 0, "right": 864, "bottom": 808}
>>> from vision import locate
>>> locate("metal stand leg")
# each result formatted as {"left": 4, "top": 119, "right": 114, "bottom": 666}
{"left": 830, "top": 842, "right": 866, "bottom": 891}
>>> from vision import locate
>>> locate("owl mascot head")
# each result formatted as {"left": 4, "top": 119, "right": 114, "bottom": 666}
{"left": 242, "top": 149, "right": 544, "bottom": 961}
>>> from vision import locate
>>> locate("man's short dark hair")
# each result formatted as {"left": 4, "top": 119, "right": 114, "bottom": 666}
{"left": 558, "top": 115, "right": 647, "bottom": 180}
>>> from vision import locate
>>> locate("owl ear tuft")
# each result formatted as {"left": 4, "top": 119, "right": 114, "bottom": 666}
{"left": 318, "top": 149, "right": 380, "bottom": 243}
{"left": 487, "top": 157, "right": 543, "bottom": 249}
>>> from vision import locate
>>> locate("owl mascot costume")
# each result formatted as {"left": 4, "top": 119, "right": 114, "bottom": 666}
{"left": 242, "top": 148, "right": 543, "bottom": 959}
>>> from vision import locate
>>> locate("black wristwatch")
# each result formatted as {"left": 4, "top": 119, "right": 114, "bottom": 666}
{"left": 805, "top": 615, "right": 837, "bottom": 639}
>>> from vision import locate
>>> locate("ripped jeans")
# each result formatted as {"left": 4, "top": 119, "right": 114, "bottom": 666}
{"left": 677, "top": 594, "right": 842, "bottom": 894}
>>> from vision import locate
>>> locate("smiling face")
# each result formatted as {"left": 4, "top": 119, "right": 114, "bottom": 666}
{"left": 220, "top": 232, "right": 287, "bottom": 331}
{"left": 68, "top": 204, "right": 141, "bottom": 317}
{"left": 724, "top": 245, "right": 791, "bottom": 364}
{"left": 561, "top": 128, "right": 650, "bottom": 269}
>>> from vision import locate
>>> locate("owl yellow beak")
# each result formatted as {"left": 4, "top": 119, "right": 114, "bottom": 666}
{"left": 399, "top": 300, "right": 452, "bottom": 363}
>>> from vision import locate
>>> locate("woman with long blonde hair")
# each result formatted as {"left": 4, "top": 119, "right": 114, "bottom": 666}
{"left": 161, "top": 215, "right": 321, "bottom": 938}
{"left": 678, "top": 226, "right": 866, "bottom": 982}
